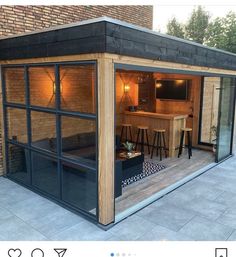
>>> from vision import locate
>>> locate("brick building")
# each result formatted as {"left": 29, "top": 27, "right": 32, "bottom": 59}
{"left": 0, "top": 5, "right": 153, "bottom": 37}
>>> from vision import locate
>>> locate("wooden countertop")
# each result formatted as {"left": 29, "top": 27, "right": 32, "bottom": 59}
{"left": 124, "top": 111, "right": 188, "bottom": 120}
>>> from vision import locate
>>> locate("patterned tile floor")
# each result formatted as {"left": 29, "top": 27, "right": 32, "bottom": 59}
{"left": 0, "top": 156, "right": 236, "bottom": 240}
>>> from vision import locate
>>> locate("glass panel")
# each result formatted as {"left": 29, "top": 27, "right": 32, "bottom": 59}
{"left": 7, "top": 144, "right": 30, "bottom": 184}
{"left": 62, "top": 161, "right": 97, "bottom": 214}
{"left": 200, "top": 77, "right": 220, "bottom": 144}
{"left": 4, "top": 67, "right": 26, "bottom": 104}
{"left": 61, "top": 116, "right": 96, "bottom": 164}
{"left": 32, "top": 151, "right": 59, "bottom": 197}
{"left": 29, "top": 66, "right": 55, "bottom": 108}
{"left": 31, "top": 111, "right": 57, "bottom": 153}
{"left": 7, "top": 107, "right": 28, "bottom": 144}
{"left": 60, "top": 64, "right": 96, "bottom": 114}
{"left": 216, "top": 78, "right": 235, "bottom": 161}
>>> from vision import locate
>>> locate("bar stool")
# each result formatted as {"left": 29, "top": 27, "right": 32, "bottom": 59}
{"left": 151, "top": 129, "right": 168, "bottom": 161}
{"left": 178, "top": 128, "right": 192, "bottom": 159}
{"left": 135, "top": 126, "right": 150, "bottom": 154}
{"left": 120, "top": 124, "right": 133, "bottom": 143}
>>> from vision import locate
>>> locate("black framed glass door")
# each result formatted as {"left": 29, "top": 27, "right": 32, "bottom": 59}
{"left": 216, "top": 77, "right": 236, "bottom": 162}
{"left": 1, "top": 61, "right": 98, "bottom": 220}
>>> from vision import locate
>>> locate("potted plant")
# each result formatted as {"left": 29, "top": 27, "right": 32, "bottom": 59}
{"left": 123, "top": 141, "right": 134, "bottom": 158}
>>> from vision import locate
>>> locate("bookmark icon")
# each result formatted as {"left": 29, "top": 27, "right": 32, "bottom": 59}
{"left": 54, "top": 249, "right": 67, "bottom": 257}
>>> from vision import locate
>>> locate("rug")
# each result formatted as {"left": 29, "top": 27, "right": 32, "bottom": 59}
{"left": 122, "top": 161, "right": 166, "bottom": 188}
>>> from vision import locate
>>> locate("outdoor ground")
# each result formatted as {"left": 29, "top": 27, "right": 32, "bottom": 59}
{"left": 0, "top": 156, "right": 236, "bottom": 240}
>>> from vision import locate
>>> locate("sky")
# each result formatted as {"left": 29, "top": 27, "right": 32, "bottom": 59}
{"left": 153, "top": 4, "right": 236, "bottom": 32}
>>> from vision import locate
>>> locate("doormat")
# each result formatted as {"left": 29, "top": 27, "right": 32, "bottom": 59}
{"left": 122, "top": 161, "right": 166, "bottom": 188}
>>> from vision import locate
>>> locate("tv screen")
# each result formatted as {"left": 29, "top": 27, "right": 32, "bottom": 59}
{"left": 155, "top": 79, "right": 189, "bottom": 100}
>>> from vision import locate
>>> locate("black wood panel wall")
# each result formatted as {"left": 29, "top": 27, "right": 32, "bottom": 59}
{"left": 1, "top": 19, "right": 236, "bottom": 72}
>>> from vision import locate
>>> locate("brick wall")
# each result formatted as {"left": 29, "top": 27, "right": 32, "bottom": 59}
{"left": 0, "top": 5, "right": 153, "bottom": 37}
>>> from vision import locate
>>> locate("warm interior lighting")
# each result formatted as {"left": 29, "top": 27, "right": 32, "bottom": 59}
{"left": 156, "top": 82, "right": 162, "bottom": 88}
{"left": 124, "top": 84, "right": 130, "bottom": 93}
{"left": 175, "top": 80, "right": 185, "bottom": 86}
{"left": 53, "top": 81, "right": 63, "bottom": 94}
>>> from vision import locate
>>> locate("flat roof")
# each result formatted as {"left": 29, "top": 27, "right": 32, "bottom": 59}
{"left": 1, "top": 16, "right": 236, "bottom": 70}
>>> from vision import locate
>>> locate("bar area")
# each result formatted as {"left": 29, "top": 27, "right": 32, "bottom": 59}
{"left": 115, "top": 68, "right": 216, "bottom": 215}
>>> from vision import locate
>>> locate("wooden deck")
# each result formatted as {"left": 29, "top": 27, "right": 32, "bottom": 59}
{"left": 115, "top": 148, "right": 214, "bottom": 214}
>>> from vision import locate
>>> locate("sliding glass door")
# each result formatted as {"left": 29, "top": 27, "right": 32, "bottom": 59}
{"left": 216, "top": 77, "right": 236, "bottom": 162}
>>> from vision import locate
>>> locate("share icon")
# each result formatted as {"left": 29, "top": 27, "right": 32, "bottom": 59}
{"left": 54, "top": 249, "right": 67, "bottom": 257}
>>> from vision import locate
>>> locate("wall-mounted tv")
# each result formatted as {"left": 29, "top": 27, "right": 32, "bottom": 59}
{"left": 155, "top": 79, "right": 190, "bottom": 100}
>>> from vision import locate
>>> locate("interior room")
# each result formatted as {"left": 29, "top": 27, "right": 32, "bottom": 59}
{"left": 115, "top": 68, "right": 222, "bottom": 215}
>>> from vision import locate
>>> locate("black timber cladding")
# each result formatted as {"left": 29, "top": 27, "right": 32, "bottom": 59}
{"left": 0, "top": 17, "right": 236, "bottom": 70}
{"left": 0, "top": 21, "right": 107, "bottom": 60}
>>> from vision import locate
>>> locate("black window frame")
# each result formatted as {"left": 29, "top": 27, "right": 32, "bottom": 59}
{"left": 1, "top": 61, "right": 99, "bottom": 222}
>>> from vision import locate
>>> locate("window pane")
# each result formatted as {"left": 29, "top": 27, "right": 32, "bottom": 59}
{"left": 62, "top": 161, "right": 97, "bottom": 214}
{"left": 32, "top": 151, "right": 59, "bottom": 197}
{"left": 61, "top": 116, "right": 96, "bottom": 164}
{"left": 29, "top": 66, "right": 55, "bottom": 108}
{"left": 217, "top": 78, "right": 235, "bottom": 161}
{"left": 31, "top": 111, "right": 57, "bottom": 152}
{"left": 60, "top": 64, "right": 96, "bottom": 114}
{"left": 200, "top": 77, "right": 220, "bottom": 144}
{"left": 7, "top": 144, "right": 30, "bottom": 184}
{"left": 4, "top": 67, "right": 25, "bottom": 104}
{"left": 7, "top": 107, "right": 28, "bottom": 144}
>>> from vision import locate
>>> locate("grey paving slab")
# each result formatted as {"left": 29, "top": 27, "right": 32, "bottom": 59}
{"left": 137, "top": 224, "right": 194, "bottom": 241}
{"left": 179, "top": 216, "right": 234, "bottom": 241}
{"left": 136, "top": 202, "right": 196, "bottom": 232}
{"left": 109, "top": 215, "right": 157, "bottom": 240}
{"left": 179, "top": 197, "right": 227, "bottom": 220}
{"left": 227, "top": 230, "right": 236, "bottom": 241}
{"left": 0, "top": 216, "right": 47, "bottom": 241}
{"left": 27, "top": 208, "right": 84, "bottom": 238}
{"left": 50, "top": 220, "right": 113, "bottom": 241}
{"left": 5, "top": 196, "right": 63, "bottom": 222}
{"left": 216, "top": 209, "right": 236, "bottom": 229}
{"left": 215, "top": 191, "right": 236, "bottom": 208}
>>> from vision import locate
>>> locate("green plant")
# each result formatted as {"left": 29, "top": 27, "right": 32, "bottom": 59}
{"left": 123, "top": 141, "right": 134, "bottom": 152}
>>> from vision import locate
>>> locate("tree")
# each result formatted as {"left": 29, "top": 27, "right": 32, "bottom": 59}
{"left": 205, "top": 12, "right": 236, "bottom": 53}
{"left": 166, "top": 17, "right": 185, "bottom": 39}
{"left": 185, "top": 6, "right": 210, "bottom": 44}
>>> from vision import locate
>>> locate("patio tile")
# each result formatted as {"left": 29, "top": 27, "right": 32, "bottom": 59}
{"left": 216, "top": 209, "right": 236, "bottom": 229}
{"left": 137, "top": 224, "right": 194, "bottom": 241}
{"left": 5, "top": 196, "right": 62, "bottom": 222}
{"left": 177, "top": 181, "right": 225, "bottom": 201}
{"left": 215, "top": 191, "right": 236, "bottom": 207}
{"left": 227, "top": 230, "right": 236, "bottom": 240}
{"left": 28, "top": 208, "right": 84, "bottom": 238}
{"left": 179, "top": 216, "right": 234, "bottom": 241}
{"left": 0, "top": 207, "right": 14, "bottom": 221}
{"left": 0, "top": 216, "right": 47, "bottom": 241}
{"left": 50, "top": 220, "right": 112, "bottom": 241}
{"left": 179, "top": 197, "right": 227, "bottom": 220}
{"left": 109, "top": 215, "right": 157, "bottom": 240}
{"left": 136, "top": 202, "right": 196, "bottom": 232}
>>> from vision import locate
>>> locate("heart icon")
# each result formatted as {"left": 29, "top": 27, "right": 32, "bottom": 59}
{"left": 8, "top": 249, "right": 22, "bottom": 257}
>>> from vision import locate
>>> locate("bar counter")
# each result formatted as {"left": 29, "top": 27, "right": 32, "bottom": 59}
{"left": 124, "top": 111, "right": 188, "bottom": 157}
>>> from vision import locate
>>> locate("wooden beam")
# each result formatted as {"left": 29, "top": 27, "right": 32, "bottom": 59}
{"left": 97, "top": 57, "right": 115, "bottom": 225}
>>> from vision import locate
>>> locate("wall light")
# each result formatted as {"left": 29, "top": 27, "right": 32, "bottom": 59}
{"left": 124, "top": 84, "right": 130, "bottom": 93}
{"left": 156, "top": 82, "right": 162, "bottom": 88}
{"left": 53, "top": 81, "right": 63, "bottom": 94}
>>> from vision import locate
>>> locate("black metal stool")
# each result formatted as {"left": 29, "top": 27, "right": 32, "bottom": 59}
{"left": 178, "top": 128, "right": 192, "bottom": 159}
{"left": 135, "top": 126, "right": 150, "bottom": 154}
{"left": 120, "top": 123, "right": 133, "bottom": 143}
{"left": 151, "top": 129, "right": 168, "bottom": 161}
